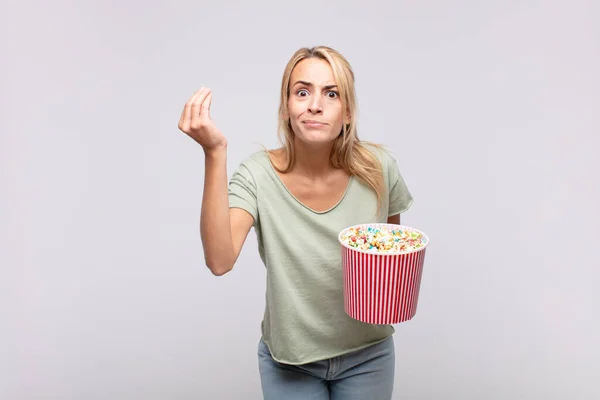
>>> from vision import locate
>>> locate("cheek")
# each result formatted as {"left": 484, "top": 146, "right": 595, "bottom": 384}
{"left": 287, "top": 103, "right": 304, "bottom": 120}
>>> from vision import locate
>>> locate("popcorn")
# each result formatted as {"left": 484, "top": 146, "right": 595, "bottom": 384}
{"left": 340, "top": 225, "right": 426, "bottom": 254}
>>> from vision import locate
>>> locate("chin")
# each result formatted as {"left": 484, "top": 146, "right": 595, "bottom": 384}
{"left": 296, "top": 133, "right": 337, "bottom": 147}
{"left": 293, "top": 126, "right": 338, "bottom": 145}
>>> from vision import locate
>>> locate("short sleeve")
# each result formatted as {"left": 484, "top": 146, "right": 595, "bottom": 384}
{"left": 386, "top": 153, "right": 414, "bottom": 216}
{"left": 228, "top": 161, "right": 258, "bottom": 223}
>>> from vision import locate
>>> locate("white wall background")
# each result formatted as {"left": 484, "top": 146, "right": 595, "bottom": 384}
{"left": 2, "top": 0, "right": 599, "bottom": 399}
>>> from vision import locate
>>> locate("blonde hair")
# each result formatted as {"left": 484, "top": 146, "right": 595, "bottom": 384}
{"left": 270, "top": 45, "right": 386, "bottom": 210}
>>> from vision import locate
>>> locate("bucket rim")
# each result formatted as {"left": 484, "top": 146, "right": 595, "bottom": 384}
{"left": 338, "top": 223, "right": 430, "bottom": 256}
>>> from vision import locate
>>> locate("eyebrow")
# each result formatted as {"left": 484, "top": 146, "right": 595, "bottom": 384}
{"left": 293, "top": 80, "right": 338, "bottom": 90}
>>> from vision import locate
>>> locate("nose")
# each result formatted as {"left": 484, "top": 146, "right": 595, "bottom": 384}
{"left": 307, "top": 95, "right": 323, "bottom": 114}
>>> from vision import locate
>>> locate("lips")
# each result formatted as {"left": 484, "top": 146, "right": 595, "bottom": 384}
{"left": 302, "top": 120, "right": 328, "bottom": 126}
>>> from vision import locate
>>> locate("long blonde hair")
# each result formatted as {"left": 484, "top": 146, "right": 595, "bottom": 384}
{"left": 271, "top": 46, "right": 386, "bottom": 210}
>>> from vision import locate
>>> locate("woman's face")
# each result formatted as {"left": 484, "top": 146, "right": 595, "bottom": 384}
{"left": 286, "top": 58, "right": 346, "bottom": 146}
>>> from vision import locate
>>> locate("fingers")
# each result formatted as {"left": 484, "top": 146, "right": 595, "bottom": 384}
{"left": 201, "top": 92, "right": 212, "bottom": 121}
{"left": 178, "top": 100, "right": 189, "bottom": 131}
{"left": 191, "top": 88, "right": 212, "bottom": 127}
{"left": 179, "top": 88, "right": 200, "bottom": 131}
{"left": 178, "top": 87, "right": 212, "bottom": 132}
{"left": 190, "top": 88, "right": 205, "bottom": 122}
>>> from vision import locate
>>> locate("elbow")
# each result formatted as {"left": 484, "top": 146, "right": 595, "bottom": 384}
{"left": 210, "top": 265, "right": 233, "bottom": 276}
{"left": 205, "top": 259, "right": 234, "bottom": 276}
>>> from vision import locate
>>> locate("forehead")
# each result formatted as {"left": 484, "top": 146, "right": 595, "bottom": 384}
{"left": 290, "top": 58, "right": 336, "bottom": 86}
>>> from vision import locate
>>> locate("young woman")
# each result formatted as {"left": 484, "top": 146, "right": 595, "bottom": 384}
{"left": 178, "top": 46, "right": 413, "bottom": 400}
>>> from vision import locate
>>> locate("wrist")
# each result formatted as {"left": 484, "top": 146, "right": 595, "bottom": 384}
{"left": 203, "top": 143, "right": 228, "bottom": 159}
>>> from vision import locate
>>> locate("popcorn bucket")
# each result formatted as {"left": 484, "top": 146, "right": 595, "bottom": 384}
{"left": 338, "top": 224, "right": 429, "bottom": 325}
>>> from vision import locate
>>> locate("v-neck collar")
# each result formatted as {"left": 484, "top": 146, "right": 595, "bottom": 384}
{"left": 262, "top": 151, "right": 354, "bottom": 215}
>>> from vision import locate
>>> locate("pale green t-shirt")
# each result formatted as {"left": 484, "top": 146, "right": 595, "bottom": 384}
{"left": 228, "top": 145, "right": 413, "bottom": 365}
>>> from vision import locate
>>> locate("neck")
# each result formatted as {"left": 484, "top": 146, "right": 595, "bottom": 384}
{"left": 290, "top": 137, "right": 336, "bottom": 179}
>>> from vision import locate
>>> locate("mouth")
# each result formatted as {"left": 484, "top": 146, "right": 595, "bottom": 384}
{"left": 302, "top": 120, "right": 328, "bottom": 127}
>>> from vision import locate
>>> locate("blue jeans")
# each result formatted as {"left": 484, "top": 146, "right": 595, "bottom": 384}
{"left": 258, "top": 336, "right": 395, "bottom": 399}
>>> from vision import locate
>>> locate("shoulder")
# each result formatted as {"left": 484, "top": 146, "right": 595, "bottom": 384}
{"left": 358, "top": 142, "right": 399, "bottom": 173}
{"left": 230, "top": 148, "right": 275, "bottom": 186}
{"left": 238, "top": 147, "right": 285, "bottom": 167}
{"left": 234, "top": 149, "right": 269, "bottom": 171}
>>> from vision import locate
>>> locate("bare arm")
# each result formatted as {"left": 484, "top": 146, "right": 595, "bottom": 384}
{"left": 178, "top": 87, "right": 253, "bottom": 276}
{"left": 201, "top": 149, "right": 253, "bottom": 275}
{"left": 387, "top": 214, "right": 400, "bottom": 224}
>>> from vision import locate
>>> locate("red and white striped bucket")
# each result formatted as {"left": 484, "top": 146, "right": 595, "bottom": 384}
{"left": 339, "top": 224, "right": 429, "bottom": 325}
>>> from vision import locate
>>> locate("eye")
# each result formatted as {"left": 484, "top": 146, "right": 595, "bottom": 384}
{"left": 327, "top": 91, "right": 339, "bottom": 99}
{"left": 296, "top": 89, "right": 309, "bottom": 97}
